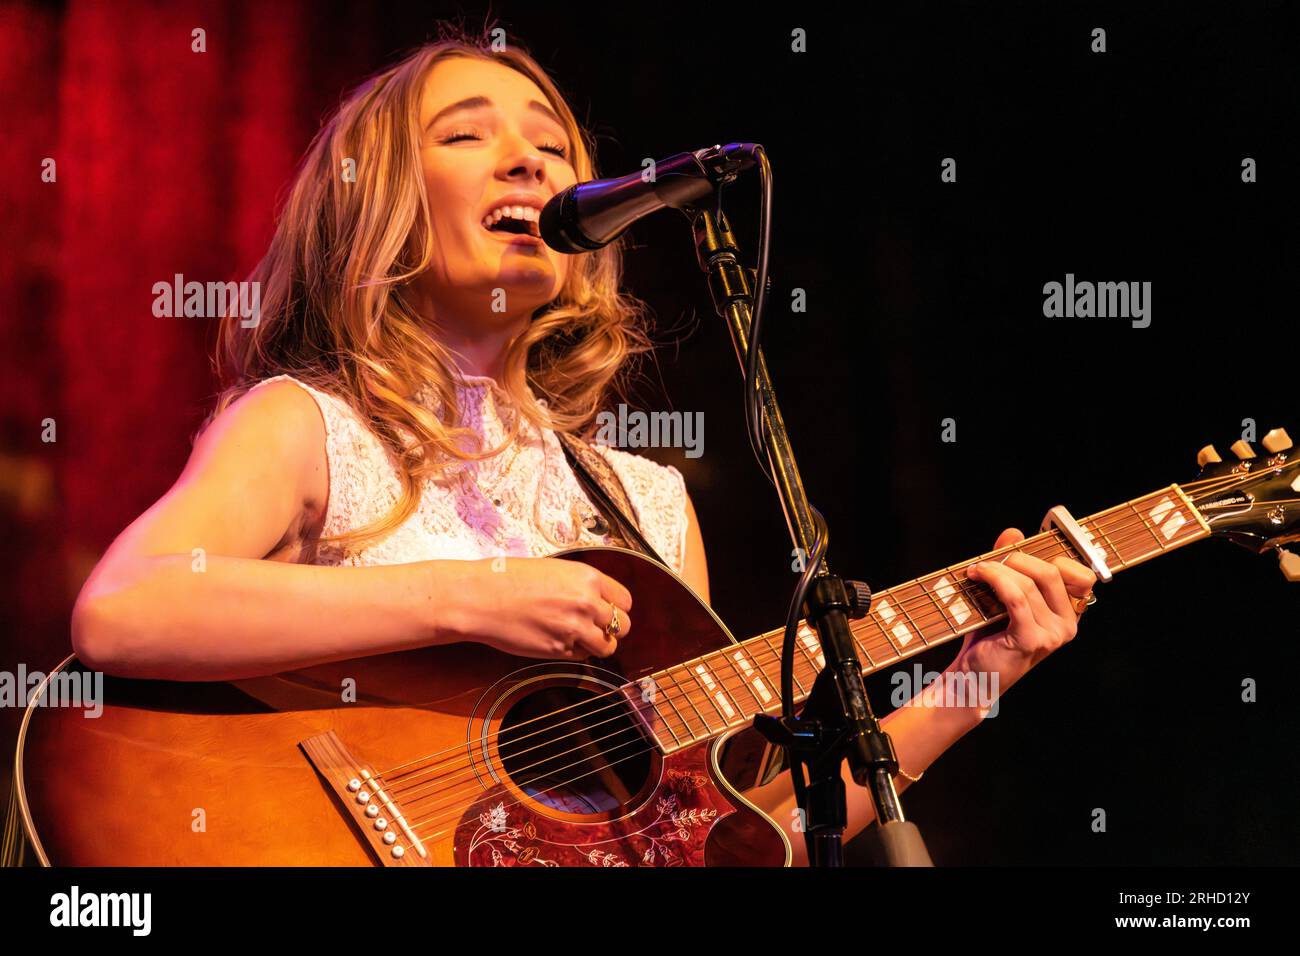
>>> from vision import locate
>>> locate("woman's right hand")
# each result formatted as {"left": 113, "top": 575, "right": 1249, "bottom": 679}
{"left": 451, "top": 557, "right": 633, "bottom": 660}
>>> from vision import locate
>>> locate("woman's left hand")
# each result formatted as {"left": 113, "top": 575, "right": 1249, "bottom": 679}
{"left": 953, "top": 527, "right": 1097, "bottom": 700}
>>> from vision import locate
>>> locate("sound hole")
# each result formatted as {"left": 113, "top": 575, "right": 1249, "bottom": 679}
{"left": 498, "top": 684, "right": 652, "bottom": 815}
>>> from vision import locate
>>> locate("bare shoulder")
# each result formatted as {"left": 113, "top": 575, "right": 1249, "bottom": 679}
{"left": 80, "top": 377, "right": 331, "bottom": 585}
{"left": 193, "top": 378, "right": 329, "bottom": 530}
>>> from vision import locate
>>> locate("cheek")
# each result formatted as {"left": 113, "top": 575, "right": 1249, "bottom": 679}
{"left": 421, "top": 166, "right": 480, "bottom": 251}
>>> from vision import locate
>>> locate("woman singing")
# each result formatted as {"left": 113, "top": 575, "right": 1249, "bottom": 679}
{"left": 69, "top": 31, "right": 1097, "bottom": 866}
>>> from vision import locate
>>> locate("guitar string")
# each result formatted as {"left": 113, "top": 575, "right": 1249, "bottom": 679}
{"left": 382, "top": 513, "right": 1211, "bottom": 828}
{"left": 383, "top": 519, "right": 1115, "bottom": 803}
{"left": 383, "top": 471, "right": 1263, "bottom": 783}
{"left": 390, "top": 473, "right": 1284, "bottom": 842}
{"left": 369, "top": 469, "right": 1276, "bottom": 819}
{"left": 395, "top": 522, "right": 1196, "bottom": 836}
{"left": 402, "top": 518, "right": 1237, "bottom": 844}
{"left": 379, "top": 477, "right": 1246, "bottom": 804}
{"left": 398, "top": 475, "right": 1293, "bottom": 849}
{"left": 379, "top": 475, "right": 1232, "bottom": 785}
{"left": 386, "top": 509, "right": 1193, "bottom": 808}
{"left": 378, "top": 476, "right": 1239, "bottom": 789}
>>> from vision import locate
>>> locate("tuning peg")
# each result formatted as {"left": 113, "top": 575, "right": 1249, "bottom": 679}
{"left": 1278, "top": 548, "right": 1300, "bottom": 582}
{"left": 1230, "top": 440, "right": 1256, "bottom": 460}
{"left": 1262, "top": 428, "right": 1293, "bottom": 453}
{"left": 1196, "top": 445, "right": 1222, "bottom": 466}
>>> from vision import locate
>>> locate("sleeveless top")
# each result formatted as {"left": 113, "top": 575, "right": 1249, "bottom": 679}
{"left": 247, "top": 373, "right": 689, "bottom": 575}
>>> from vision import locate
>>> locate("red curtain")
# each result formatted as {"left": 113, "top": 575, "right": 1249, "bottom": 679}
{"left": 0, "top": 0, "right": 388, "bottom": 687}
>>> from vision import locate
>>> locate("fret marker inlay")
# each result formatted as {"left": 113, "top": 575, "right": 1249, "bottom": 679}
{"left": 733, "top": 651, "right": 773, "bottom": 704}
{"left": 1148, "top": 497, "right": 1175, "bottom": 524}
{"left": 694, "top": 664, "right": 735, "bottom": 720}
{"left": 875, "top": 598, "right": 914, "bottom": 646}
{"left": 933, "top": 575, "right": 972, "bottom": 624}
{"left": 798, "top": 623, "right": 826, "bottom": 667}
{"left": 1147, "top": 495, "right": 1187, "bottom": 541}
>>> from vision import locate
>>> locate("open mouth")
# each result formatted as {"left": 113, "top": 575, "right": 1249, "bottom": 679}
{"left": 481, "top": 206, "right": 542, "bottom": 240}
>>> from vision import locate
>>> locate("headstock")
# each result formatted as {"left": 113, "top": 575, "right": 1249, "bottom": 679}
{"left": 1187, "top": 427, "right": 1300, "bottom": 579}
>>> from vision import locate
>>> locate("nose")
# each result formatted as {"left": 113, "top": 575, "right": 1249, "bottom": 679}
{"left": 496, "top": 128, "right": 548, "bottom": 186}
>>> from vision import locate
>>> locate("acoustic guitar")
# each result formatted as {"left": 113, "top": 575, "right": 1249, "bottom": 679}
{"left": 10, "top": 429, "right": 1298, "bottom": 866}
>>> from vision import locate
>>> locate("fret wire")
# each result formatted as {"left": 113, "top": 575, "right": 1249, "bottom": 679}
{"left": 894, "top": 580, "right": 932, "bottom": 647}
{"left": 957, "top": 563, "right": 994, "bottom": 623}
{"left": 935, "top": 567, "right": 977, "bottom": 634}
{"left": 848, "top": 617, "right": 877, "bottom": 668}
{"left": 760, "top": 633, "right": 808, "bottom": 699}
{"left": 870, "top": 596, "right": 905, "bottom": 658}
{"left": 721, "top": 646, "right": 766, "bottom": 712}
{"left": 791, "top": 627, "right": 821, "bottom": 675}
{"left": 649, "top": 669, "right": 695, "bottom": 749}
{"left": 634, "top": 679, "right": 683, "bottom": 750}
{"left": 737, "top": 643, "right": 782, "bottom": 713}
{"left": 669, "top": 663, "right": 716, "bottom": 734}
{"left": 657, "top": 667, "right": 708, "bottom": 743}
{"left": 708, "top": 656, "right": 749, "bottom": 724}
{"left": 923, "top": 577, "right": 956, "bottom": 635}
{"left": 1085, "top": 512, "right": 1128, "bottom": 569}
{"left": 1128, "top": 496, "right": 1169, "bottom": 552}
{"left": 688, "top": 656, "right": 744, "bottom": 728}
{"left": 863, "top": 615, "right": 902, "bottom": 665}
{"left": 681, "top": 659, "right": 727, "bottom": 728}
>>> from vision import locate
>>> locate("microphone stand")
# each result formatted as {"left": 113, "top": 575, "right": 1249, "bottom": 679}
{"left": 684, "top": 199, "right": 932, "bottom": 868}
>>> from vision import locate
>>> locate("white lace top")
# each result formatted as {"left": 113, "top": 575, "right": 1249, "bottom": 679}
{"left": 248, "top": 373, "right": 689, "bottom": 575}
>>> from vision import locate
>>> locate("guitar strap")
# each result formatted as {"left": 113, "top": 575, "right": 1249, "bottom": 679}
{"left": 556, "top": 431, "right": 669, "bottom": 570}
{"left": 558, "top": 432, "right": 787, "bottom": 792}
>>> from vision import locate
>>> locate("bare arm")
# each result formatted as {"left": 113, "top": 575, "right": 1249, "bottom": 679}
{"left": 70, "top": 381, "right": 482, "bottom": 681}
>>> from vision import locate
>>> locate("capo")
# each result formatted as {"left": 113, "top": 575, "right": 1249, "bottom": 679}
{"left": 1039, "top": 505, "right": 1113, "bottom": 583}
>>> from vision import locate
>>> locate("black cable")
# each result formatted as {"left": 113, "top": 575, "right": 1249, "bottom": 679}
{"left": 726, "top": 144, "right": 831, "bottom": 858}
{"left": 741, "top": 146, "right": 776, "bottom": 486}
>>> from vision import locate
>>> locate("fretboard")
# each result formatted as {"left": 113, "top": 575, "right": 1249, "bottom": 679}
{"left": 625, "top": 484, "right": 1209, "bottom": 754}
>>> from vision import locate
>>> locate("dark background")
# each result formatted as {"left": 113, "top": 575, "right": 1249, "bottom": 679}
{"left": 1, "top": 0, "right": 1296, "bottom": 865}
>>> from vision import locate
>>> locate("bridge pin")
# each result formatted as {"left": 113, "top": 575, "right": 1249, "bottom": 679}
{"left": 383, "top": 831, "right": 397, "bottom": 845}
{"left": 391, "top": 845, "right": 404, "bottom": 859}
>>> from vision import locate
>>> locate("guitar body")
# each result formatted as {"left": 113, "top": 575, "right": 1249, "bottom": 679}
{"left": 14, "top": 547, "right": 791, "bottom": 867}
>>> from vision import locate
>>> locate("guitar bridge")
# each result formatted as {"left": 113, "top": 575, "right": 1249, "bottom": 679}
{"left": 300, "top": 731, "right": 431, "bottom": 867}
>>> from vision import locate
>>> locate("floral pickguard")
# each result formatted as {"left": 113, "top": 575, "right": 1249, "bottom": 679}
{"left": 453, "top": 749, "right": 734, "bottom": 867}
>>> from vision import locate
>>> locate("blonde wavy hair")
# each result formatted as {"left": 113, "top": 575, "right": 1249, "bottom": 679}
{"left": 207, "top": 28, "right": 655, "bottom": 556}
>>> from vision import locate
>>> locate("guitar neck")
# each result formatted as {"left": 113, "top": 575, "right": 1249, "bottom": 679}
{"left": 633, "top": 484, "right": 1211, "bottom": 754}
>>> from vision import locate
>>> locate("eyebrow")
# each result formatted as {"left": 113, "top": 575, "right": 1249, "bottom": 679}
{"left": 427, "top": 95, "right": 566, "bottom": 133}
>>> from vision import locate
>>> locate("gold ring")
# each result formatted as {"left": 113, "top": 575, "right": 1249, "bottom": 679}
{"left": 605, "top": 601, "right": 621, "bottom": 639}
{"left": 1072, "top": 592, "right": 1097, "bottom": 616}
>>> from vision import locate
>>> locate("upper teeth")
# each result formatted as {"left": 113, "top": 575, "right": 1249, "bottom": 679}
{"left": 482, "top": 206, "right": 540, "bottom": 229}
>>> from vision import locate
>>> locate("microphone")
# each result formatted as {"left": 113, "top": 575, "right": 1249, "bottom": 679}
{"left": 539, "top": 143, "right": 760, "bottom": 253}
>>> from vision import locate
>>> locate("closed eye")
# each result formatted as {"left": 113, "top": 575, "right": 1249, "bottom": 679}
{"left": 442, "top": 131, "right": 569, "bottom": 159}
